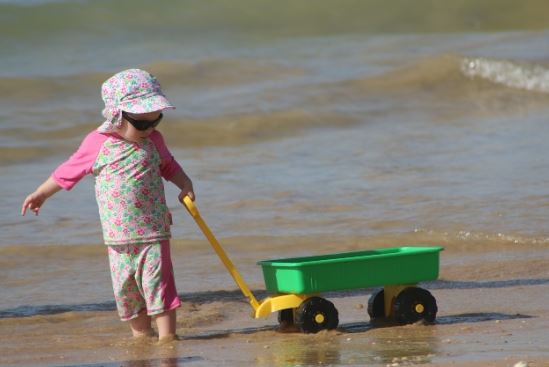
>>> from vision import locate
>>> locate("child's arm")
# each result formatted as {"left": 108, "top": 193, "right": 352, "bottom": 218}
{"left": 21, "top": 176, "right": 63, "bottom": 216}
{"left": 170, "top": 169, "right": 195, "bottom": 202}
{"left": 21, "top": 131, "right": 107, "bottom": 216}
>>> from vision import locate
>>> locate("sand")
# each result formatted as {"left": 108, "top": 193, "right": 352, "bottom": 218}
{"left": 1, "top": 239, "right": 548, "bottom": 367}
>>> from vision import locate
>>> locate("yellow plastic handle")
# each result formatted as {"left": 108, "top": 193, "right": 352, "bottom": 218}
{"left": 180, "top": 195, "right": 260, "bottom": 311}
{"left": 182, "top": 195, "right": 199, "bottom": 217}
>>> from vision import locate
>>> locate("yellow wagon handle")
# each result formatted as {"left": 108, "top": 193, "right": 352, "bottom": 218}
{"left": 181, "top": 195, "right": 261, "bottom": 311}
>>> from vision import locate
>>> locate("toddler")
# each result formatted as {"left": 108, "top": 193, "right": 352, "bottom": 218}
{"left": 21, "top": 69, "right": 194, "bottom": 342}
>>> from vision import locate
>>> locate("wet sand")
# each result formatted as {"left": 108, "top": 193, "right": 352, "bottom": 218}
{"left": 1, "top": 236, "right": 548, "bottom": 366}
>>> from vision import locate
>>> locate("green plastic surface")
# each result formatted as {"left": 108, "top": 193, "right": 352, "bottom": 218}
{"left": 258, "top": 246, "right": 443, "bottom": 294}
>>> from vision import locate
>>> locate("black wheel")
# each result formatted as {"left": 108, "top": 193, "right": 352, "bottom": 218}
{"left": 393, "top": 287, "right": 437, "bottom": 325}
{"left": 278, "top": 308, "right": 295, "bottom": 330}
{"left": 367, "top": 288, "right": 385, "bottom": 320}
{"left": 295, "top": 297, "right": 339, "bottom": 333}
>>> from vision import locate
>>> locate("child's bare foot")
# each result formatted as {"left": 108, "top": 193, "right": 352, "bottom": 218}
{"left": 130, "top": 311, "right": 154, "bottom": 338}
{"left": 157, "top": 333, "right": 179, "bottom": 345}
{"left": 132, "top": 328, "right": 156, "bottom": 338}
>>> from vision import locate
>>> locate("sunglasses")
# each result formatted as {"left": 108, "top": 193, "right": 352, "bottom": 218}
{"left": 123, "top": 112, "right": 163, "bottom": 131}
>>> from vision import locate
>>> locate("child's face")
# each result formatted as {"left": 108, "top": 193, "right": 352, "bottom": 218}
{"left": 117, "top": 111, "right": 162, "bottom": 143}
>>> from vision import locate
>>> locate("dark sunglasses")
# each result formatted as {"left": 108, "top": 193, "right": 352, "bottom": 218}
{"left": 123, "top": 112, "right": 163, "bottom": 131}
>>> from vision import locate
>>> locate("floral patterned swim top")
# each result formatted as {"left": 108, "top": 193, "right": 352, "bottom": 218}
{"left": 53, "top": 130, "right": 183, "bottom": 245}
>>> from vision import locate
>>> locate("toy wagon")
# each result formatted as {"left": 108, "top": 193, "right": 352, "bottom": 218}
{"left": 183, "top": 196, "right": 443, "bottom": 333}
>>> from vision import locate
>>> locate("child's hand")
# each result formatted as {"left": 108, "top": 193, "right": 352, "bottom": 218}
{"left": 21, "top": 191, "right": 47, "bottom": 216}
{"left": 171, "top": 170, "right": 195, "bottom": 203}
{"left": 21, "top": 176, "right": 62, "bottom": 216}
{"left": 178, "top": 190, "right": 195, "bottom": 203}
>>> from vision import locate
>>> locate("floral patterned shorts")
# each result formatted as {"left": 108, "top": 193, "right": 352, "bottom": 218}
{"left": 107, "top": 240, "right": 181, "bottom": 321}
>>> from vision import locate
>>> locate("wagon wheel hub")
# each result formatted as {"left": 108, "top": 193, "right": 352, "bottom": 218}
{"left": 314, "top": 313, "right": 325, "bottom": 324}
{"left": 414, "top": 303, "right": 425, "bottom": 314}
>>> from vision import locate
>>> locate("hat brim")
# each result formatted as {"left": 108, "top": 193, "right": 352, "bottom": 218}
{"left": 120, "top": 94, "right": 175, "bottom": 114}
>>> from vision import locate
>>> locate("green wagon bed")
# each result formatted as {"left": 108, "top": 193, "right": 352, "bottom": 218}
{"left": 258, "top": 246, "right": 443, "bottom": 294}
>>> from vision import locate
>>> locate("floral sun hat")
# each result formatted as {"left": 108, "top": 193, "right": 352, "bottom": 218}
{"left": 98, "top": 69, "right": 175, "bottom": 132}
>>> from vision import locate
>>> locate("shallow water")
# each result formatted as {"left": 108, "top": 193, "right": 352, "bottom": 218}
{"left": 2, "top": 0, "right": 549, "bottom": 365}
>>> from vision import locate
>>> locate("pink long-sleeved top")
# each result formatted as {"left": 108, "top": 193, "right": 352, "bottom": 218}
{"left": 53, "top": 130, "right": 182, "bottom": 245}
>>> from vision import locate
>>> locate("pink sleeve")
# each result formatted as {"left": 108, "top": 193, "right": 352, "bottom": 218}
{"left": 52, "top": 131, "right": 107, "bottom": 190}
{"left": 150, "top": 130, "right": 183, "bottom": 180}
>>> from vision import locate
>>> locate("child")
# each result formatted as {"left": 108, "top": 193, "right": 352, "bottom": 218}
{"left": 21, "top": 69, "right": 194, "bottom": 343}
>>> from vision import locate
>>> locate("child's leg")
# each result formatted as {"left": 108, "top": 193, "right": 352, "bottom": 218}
{"left": 129, "top": 310, "right": 154, "bottom": 337}
{"left": 139, "top": 240, "right": 181, "bottom": 341}
{"left": 108, "top": 245, "right": 153, "bottom": 337}
{"left": 155, "top": 309, "right": 177, "bottom": 340}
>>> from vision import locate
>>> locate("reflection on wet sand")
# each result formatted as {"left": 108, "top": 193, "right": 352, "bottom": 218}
{"left": 56, "top": 335, "right": 204, "bottom": 367}
{"left": 253, "top": 325, "right": 439, "bottom": 366}
{"left": 259, "top": 334, "right": 342, "bottom": 366}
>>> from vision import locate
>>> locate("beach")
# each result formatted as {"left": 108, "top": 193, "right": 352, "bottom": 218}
{"left": 2, "top": 0, "right": 549, "bottom": 365}
{"left": 2, "top": 236, "right": 549, "bottom": 366}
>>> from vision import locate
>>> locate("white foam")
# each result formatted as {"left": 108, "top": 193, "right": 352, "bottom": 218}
{"left": 461, "top": 57, "right": 549, "bottom": 93}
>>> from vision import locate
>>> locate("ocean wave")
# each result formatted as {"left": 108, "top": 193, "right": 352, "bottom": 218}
{"left": 0, "top": 59, "right": 302, "bottom": 105}
{"left": 347, "top": 54, "right": 549, "bottom": 95}
{"left": 337, "top": 54, "right": 549, "bottom": 121}
{"left": 412, "top": 228, "right": 549, "bottom": 247}
{"left": 2, "top": 54, "right": 548, "bottom": 115}
{"left": 148, "top": 59, "right": 305, "bottom": 89}
{"left": 0, "top": 110, "right": 358, "bottom": 166}
{"left": 161, "top": 110, "right": 358, "bottom": 148}
{"left": 461, "top": 57, "right": 549, "bottom": 93}
{"left": 4, "top": 54, "right": 549, "bottom": 167}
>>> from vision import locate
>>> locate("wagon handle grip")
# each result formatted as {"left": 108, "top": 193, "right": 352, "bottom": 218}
{"left": 181, "top": 195, "right": 199, "bottom": 217}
